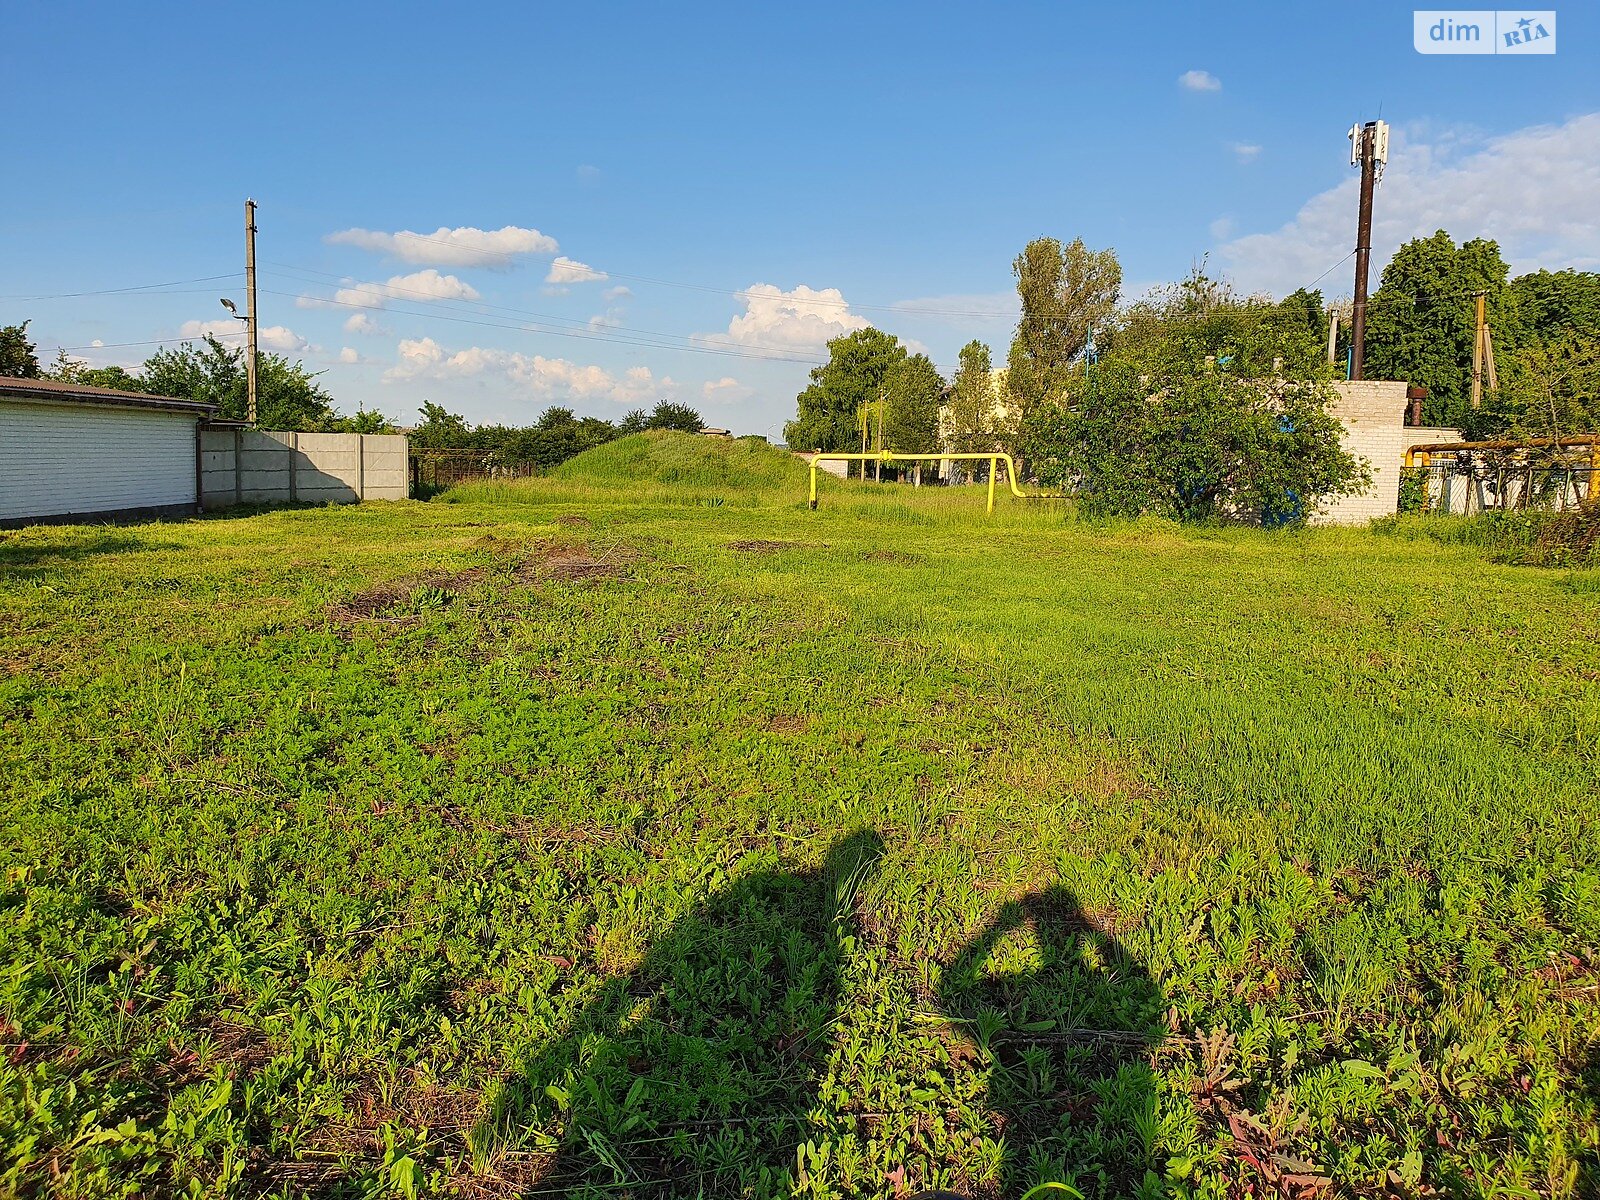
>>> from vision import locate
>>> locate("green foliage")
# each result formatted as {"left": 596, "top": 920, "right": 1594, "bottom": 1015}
{"left": 0, "top": 320, "right": 41, "bottom": 377}
{"left": 946, "top": 340, "right": 997, "bottom": 464}
{"left": 1512, "top": 268, "right": 1600, "bottom": 340}
{"left": 1006, "top": 237, "right": 1122, "bottom": 432}
{"left": 1364, "top": 231, "right": 1518, "bottom": 424}
{"left": 879, "top": 352, "right": 944, "bottom": 455}
{"left": 138, "top": 336, "right": 357, "bottom": 431}
{"left": 1, "top": 484, "right": 1596, "bottom": 1198}
{"left": 784, "top": 327, "right": 906, "bottom": 452}
{"left": 1029, "top": 359, "right": 1366, "bottom": 523}
{"left": 1110, "top": 271, "right": 1329, "bottom": 380}
{"left": 46, "top": 350, "right": 147, "bottom": 393}
{"left": 644, "top": 400, "right": 705, "bottom": 434}
{"left": 1022, "top": 274, "right": 1362, "bottom": 524}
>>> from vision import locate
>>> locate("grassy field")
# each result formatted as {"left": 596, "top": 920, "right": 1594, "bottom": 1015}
{"left": 3, "top": 432, "right": 1598, "bottom": 1200}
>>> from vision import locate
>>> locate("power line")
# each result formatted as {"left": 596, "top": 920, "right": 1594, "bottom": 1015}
{"left": 0, "top": 273, "right": 243, "bottom": 302}
{"left": 53, "top": 329, "right": 249, "bottom": 353}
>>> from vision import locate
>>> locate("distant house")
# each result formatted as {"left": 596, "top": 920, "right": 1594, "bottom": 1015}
{"left": 0, "top": 377, "right": 216, "bottom": 527}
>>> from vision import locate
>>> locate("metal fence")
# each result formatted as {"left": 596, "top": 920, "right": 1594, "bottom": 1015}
{"left": 409, "top": 450, "right": 539, "bottom": 494}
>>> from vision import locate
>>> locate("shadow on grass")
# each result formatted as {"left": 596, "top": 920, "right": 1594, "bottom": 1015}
{"left": 475, "top": 829, "right": 884, "bottom": 1198}
{"left": 938, "top": 888, "right": 1169, "bottom": 1199}
{"left": 0, "top": 531, "right": 177, "bottom": 569}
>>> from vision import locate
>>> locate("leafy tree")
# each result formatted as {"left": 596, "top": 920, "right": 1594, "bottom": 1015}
{"left": 1029, "top": 358, "right": 1366, "bottom": 524}
{"left": 45, "top": 349, "right": 147, "bottom": 392}
{"left": 619, "top": 408, "right": 649, "bottom": 434}
{"left": 1511, "top": 269, "right": 1600, "bottom": 340}
{"left": 1, "top": 321, "right": 41, "bottom": 378}
{"left": 784, "top": 327, "right": 906, "bottom": 452}
{"left": 139, "top": 335, "right": 343, "bottom": 430}
{"left": 410, "top": 401, "right": 474, "bottom": 448}
{"left": 1110, "top": 270, "right": 1327, "bottom": 379}
{"left": 1025, "top": 276, "right": 1364, "bottom": 524}
{"left": 1006, "top": 237, "right": 1122, "bottom": 422}
{"left": 1501, "top": 333, "right": 1600, "bottom": 444}
{"left": 946, "top": 341, "right": 997, "bottom": 472}
{"left": 1365, "top": 231, "right": 1518, "bottom": 424}
{"left": 645, "top": 401, "right": 704, "bottom": 433}
{"left": 879, "top": 352, "right": 944, "bottom": 456}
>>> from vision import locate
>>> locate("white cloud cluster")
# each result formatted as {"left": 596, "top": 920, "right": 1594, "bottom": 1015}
{"left": 385, "top": 336, "right": 672, "bottom": 405}
{"left": 179, "top": 319, "right": 307, "bottom": 353}
{"left": 1231, "top": 142, "right": 1263, "bottom": 163}
{"left": 1178, "top": 69, "right": 1221, "bottom": 92}
{"left": 545, "top": 256, "right": 608, "bottom": 285}
{"left": 344, "top": 312, "right": 388, "bottom": 336}
{"left": 299, "top": 270, "right": 480, "bottom": 311}
{"left": 701, "top": 376, "right": 753, "bottom": 404}
{"left": 1217, "top": 112, "right": 1600, "bottom": 297}
{"left": 703, "top": 283, "right": 871, "bottom": 351}
{"left": 326, "top": 224, "right": 558, "bottom": 268}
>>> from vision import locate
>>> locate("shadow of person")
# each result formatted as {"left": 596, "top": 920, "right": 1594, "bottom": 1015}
{"left": 938, "top": 887, "right": 1169, "bottom": 1198}
{"left": 475, "top": 829, "right": 885, "bottom": 1197}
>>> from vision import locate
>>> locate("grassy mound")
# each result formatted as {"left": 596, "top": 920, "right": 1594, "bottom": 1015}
{"left": 553, "top": 430, "right": 809, "bottom": 493}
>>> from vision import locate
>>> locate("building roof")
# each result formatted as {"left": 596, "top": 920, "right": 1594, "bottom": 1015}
{"left": 0, "top": 376, "right": 216, "bottom": 417}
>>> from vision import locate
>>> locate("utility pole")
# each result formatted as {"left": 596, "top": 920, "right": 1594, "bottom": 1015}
{"left": 1348, "top": 120, "right": 1388, "bottom": 381}
{"left": 1469, "top": 291, "right": 1499, "bottom": 408}
{"left": 245, "top": 198, "right": 259, "bottom": 425}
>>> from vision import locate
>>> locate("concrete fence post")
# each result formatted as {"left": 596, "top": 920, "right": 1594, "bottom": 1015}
{"left": 233, "top": 428, "right": 243, "bottom": 507}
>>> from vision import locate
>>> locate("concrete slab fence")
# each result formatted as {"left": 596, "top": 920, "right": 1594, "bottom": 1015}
{"left": 200, "top": 428, "right": 409, "bottom": 510}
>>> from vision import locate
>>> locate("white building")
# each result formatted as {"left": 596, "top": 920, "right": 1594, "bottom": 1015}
{"left": 0, "top": 377, "right": 216, "bottom": 527}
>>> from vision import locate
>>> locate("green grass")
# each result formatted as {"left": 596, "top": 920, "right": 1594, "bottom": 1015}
{"left": 2, "top": 432, "right": 1598, "bottom": 1199}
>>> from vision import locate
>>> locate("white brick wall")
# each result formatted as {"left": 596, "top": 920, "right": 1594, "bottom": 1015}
{"left": 1314, "top": 381, "right": 1458, "bottom": 525}
{"left": 0, "top": 399, "right": 198, "bottom": 523}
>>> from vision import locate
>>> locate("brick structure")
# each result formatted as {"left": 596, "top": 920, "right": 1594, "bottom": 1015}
{"left": 1316, "top": 380, "right": 1458, "bottom": 525}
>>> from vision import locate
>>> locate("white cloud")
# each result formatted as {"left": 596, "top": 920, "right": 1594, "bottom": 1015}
{"left": 300, "top": 269, "right": 481, "bottom": 311}
{"left": 338, "top": 347, "right": 363, "bottom": 364}
{"left": 545, "top": 256, "right": 608, "bottom": 284}
{"left": 577, "top": 164, "right": 601, "bottom": 182}
{"left": 179, "top": 319, "right": 307, "bottom": 353}
{"left": 1209, "top": 216, "right": 1236, "bottom": 240}
{"left": 1178, "top": 69, "right": 1221, "bottom": 92}
{"left": 603, "top": 285, "right": 632, "bottom": 302}
{"left": 1217, "top": 112, "right": 1600, "bottom": 297}
{"left": 701, "top": 376, "right": 754, "bottom": 404}
{"left": 701, "top": 283, "right": 870, "bottom": 351}
{"left": 344, "top": 312, "right": 389, "bottom": 336}
{"left": 90, "top": 338, "right": 104, "bottom": 348}
{"left": 385, "top": 336, "right": 673, "bottom": 405}
{"left": 587, "top": 309, "right": 624, "bottom": 330}
{"left": 1231, "top": 142, "right": 1263, "bottom": 163}
{"left": 325, "top": 224, "right": 558, "bottom": 268}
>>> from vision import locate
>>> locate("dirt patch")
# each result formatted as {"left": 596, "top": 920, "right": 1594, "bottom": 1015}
{"left": 728, "top": 539, "right": 809, "bottom": 554}
{"left": 328, "top": 569, "right": 483, "bottom": 624}
{"left": 554, "top": 514, "right": 593, "bottom": 527}
{"left": 765, "top": 714, "right": 809, "bottom": 733}
{"left": 539, "top": 548, "right": 627, "bottom": 581}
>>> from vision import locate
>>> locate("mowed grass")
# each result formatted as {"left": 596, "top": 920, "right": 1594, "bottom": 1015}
{"left": 2, "top": 432, "right": 1598, "bottom": 1200}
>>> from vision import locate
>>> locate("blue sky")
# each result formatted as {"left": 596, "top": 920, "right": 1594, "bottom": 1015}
{"left": 5, "top": 2, "right": 1597, "bottom": 435}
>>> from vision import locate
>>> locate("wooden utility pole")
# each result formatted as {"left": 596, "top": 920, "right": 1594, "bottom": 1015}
{"left": 1470, "top": 291, "right": 1499, "bottom": 408}
{"left": 245, "top": 199, "right": 259, "bottom": 425}
{"left": 1349, "top": 121, "right": 1386, "bottom": 381}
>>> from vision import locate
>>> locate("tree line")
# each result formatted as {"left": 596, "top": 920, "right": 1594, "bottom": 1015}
{"left": 784, "top": 231, "right": 1599, "bottom": 522}
{"left": 408, "top": 399, "right": 705, "bottom": 468}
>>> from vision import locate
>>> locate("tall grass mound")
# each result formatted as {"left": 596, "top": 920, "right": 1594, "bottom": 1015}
{"left": 553, "top": 430, "right": 809, "bottom": 493}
